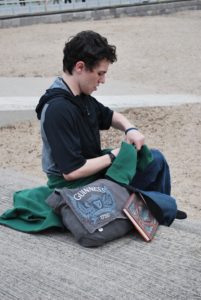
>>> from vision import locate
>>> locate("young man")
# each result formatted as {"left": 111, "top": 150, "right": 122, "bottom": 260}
{"left": 36, "top": 31, "right": 147, "bottom": 182}
{"left": 0, "top": 30, "right": 186, "bottom": 236}
{"left": 36, "top": 30, "right": 184, "bottom": 212}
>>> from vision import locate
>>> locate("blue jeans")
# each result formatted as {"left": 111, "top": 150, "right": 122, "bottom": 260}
{"left": 131, "top": 149, "right": 171, "bottom": 195}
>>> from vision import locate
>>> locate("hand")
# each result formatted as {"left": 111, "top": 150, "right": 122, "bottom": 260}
{"left": 125, "top": 130, "right": 145, "bottom": 150}
{"left": 111, "top": 148, "right": 120, "bottom": 157}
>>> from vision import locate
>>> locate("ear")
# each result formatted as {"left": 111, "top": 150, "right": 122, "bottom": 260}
{"left": 74, "top": 61, "right": 85, "bottom": 74}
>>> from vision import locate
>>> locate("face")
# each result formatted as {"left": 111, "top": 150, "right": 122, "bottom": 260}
{"left": 76, "top": 59, "right": 110, "bottom": 95}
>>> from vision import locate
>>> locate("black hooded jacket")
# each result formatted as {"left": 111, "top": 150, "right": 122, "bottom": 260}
{"left": 35, "top": 87, "right": 113, "bottom": 176}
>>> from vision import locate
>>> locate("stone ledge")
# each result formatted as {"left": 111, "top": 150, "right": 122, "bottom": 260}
{"left": 0, "top": 167, "right": 201, "bottom": 299}
{"left": 0, "top": 0, "right": 201, "bottom": 28}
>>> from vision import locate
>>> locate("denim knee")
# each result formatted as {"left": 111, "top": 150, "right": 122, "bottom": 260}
{"left": 151, "top": 149, "right": 168, "bottom": 169}
{"left": 132, "top": 148, "right": 171, "bottom": 193}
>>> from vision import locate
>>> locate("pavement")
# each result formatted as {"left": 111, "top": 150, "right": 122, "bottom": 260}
{"left": 0, "top": 167, "right": 201, "bottom": 300}
{"left": 0, "top": 77, "right": 201, "bottom": 125}
{"left": 0, "top": 78, "right": 201, "bottom": 299}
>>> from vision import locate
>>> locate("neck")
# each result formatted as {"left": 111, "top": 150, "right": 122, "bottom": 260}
{"left": 62, "top": 72, "right": 80, "bottom": 96}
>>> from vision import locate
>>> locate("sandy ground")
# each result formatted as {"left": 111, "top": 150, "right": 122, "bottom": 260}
{"left": 0, "top": 10, "right": 201, "bottom": 220}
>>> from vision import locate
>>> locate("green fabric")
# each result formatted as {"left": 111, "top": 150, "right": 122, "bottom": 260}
{"left": 137, "top": 144, "right": 153, "bottom": 171}
{"left": 0, "top": 173, "right": 101, "bottom": 232}
{"left": 106, "top": 142, "right": 153, "bottom": 185}
{"left": 0, "top": 143, "right": 153, "bottom": 232}
{"left": 0, "top": 186, "right": 60, "bottom": 232}
{"left": 47, "top": 173, "right": 102, "bottom": 190}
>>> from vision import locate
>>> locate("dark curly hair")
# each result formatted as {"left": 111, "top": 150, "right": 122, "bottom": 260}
{"left": 63, "top": 30, "right": 117, "bottom": 74}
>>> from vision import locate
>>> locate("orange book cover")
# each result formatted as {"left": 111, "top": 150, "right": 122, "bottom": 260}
{"left": 123, "top": 192, "right": 159, "bottom": 242}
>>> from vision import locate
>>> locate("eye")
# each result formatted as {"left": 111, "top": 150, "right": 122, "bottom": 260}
{"left": 98, "top": 72, "right": 105, "bottom": 76}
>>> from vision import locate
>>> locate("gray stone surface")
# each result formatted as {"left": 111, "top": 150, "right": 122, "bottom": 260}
{"left": 0, "top": 0, "right": 201, "bottom": 28}
{"left": 1, "top": 78, "right": 201, "bottom": 126}
{"left": 0, "top": 167, "right": 201, "bottom": 300}
{"left": 0, "top": 110, "right": 36, "bottom": 126}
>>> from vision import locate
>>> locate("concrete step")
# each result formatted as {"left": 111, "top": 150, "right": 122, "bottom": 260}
{"left": 0, "top": 168, "right": 200, "bottom": 300}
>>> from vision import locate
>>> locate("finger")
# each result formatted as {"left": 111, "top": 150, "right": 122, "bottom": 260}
{"left": 135, "top": 141, "right": 143, "bottom": 151}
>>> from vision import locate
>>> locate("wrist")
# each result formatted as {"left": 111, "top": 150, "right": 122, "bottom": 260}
{"left": 125, "top": 127, "right": 138, "bottom": 135}
{"left": 108, "top": 152, "right": 116, "bottom": 164}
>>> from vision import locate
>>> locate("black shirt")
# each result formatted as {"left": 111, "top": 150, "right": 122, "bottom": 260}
{"left": 36, "top": 86, "right": 113, "bottom": 175}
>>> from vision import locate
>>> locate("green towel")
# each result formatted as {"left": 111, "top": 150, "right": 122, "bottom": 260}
{"left": 0, "top": 174, "right": 101, "bottom": 232}
{"left": 47, "top": 173, "right": 102, "bottom": 190}
{"left": 137, "top": 144, "right": 153, "bottom": 171}
{"left": 106, "top": 142, "right": 153, "bottom": 185}
{"left": 0, "top": 186, "right": 60, "bottom": 232}
{"left": 0, "top": 143, "right": 153, "bottom": 232}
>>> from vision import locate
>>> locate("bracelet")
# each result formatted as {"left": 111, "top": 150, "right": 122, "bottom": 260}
{"left": 108, "top": 152, "right": 116, "bottom": 163}
{"left": 125, "top": 127, "right": 138, "bottom": 135}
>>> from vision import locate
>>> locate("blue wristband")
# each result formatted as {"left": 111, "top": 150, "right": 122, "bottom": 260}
{"left": 125, "top": 127, "right": 138, "bottom": 135}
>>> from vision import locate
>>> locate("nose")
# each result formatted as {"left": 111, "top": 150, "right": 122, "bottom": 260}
{"left": 99, "top": 74, "right": 105, "bottom": 84}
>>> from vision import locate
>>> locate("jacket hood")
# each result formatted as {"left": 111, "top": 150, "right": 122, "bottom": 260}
{"left": 35, "top": 88, "right": 89, "bottom": 120}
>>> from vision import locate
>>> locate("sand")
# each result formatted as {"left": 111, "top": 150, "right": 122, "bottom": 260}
{"left": 0, "top": 10, "right": 201, "bottom": 220}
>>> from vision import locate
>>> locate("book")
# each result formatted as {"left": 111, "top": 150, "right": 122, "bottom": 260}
{"left": 123, "top": 192, "right": 159, "bottom": 242}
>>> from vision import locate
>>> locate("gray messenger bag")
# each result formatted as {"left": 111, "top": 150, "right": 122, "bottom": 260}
{"left": 46, "top": 179, "right": 133, "bottom": 247}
